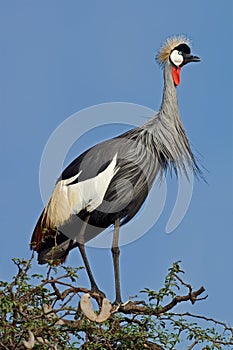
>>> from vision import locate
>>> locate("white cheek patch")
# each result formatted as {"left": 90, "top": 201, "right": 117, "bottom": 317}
{"left": 170, "top": 50, "right": 183, "bottom": 67}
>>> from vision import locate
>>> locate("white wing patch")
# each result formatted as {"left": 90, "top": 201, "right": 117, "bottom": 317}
{"left": 45, "top": 154, "right": 119, "bottom": 228}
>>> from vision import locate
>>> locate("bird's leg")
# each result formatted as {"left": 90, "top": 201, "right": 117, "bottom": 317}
{"left": 111, "top": 218, "right": 122, "bottom": 304}
{"left": 78, "top": 215, "right": 103, "bottom": 297}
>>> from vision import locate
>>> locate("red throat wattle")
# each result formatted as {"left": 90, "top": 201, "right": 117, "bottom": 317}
{"left": 172, "top": 66, "right": 181, "bottom": 86}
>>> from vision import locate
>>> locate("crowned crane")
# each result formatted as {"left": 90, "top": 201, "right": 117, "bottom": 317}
{"left": 31, "top": 35, "right": 201, "bottom": 304}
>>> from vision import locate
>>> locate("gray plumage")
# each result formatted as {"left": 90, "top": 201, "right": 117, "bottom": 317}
{"left": 31, "top": 35, "right": 201, "bottom": 303}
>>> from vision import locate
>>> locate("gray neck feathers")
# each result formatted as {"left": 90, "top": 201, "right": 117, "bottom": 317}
{"left": 141, "top": 60, "right": 200, "bottom": 177}
{"left": 160, "top": 62, "right": 179, "bottom": 117}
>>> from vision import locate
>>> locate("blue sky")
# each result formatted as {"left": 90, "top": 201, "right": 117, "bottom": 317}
{"left": 1, "top": 0, "right": 233, "bottom": 329}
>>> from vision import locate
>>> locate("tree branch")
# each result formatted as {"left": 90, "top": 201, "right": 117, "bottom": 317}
{"left": 117, "top": 286, "right": 206, "bottom": 316}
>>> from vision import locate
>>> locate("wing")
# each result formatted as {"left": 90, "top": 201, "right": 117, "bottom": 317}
{"left": 45, "top": 152, "right": 119, "bottom": 228}
{"left": 31, "top": 143, "right": 120, "bottom": 255}
{"left": 31, "top": 128, "right": 161, "bottom": 262}
{"left": 59, "top": 129, "right": 160, "bottom": 225}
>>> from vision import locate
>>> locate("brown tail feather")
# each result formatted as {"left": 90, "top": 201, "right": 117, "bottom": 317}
{"left": 30, "top": 211, "right": 46, "bottom": 251}
{"left": 37, "top": 239, "right": 75, "bottom": 264}
{"left": 31, "top": 210, "right": 70, "bottom": 265}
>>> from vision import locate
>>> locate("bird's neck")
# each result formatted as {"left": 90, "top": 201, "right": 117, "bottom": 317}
{"left": 144, "top": 61, "right": 200, "bottom": 177}
{"left": 159, "top": 62, "right": 179, "bottom": 119}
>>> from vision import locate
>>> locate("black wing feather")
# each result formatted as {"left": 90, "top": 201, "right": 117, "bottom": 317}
{"left": 60, "top": 128, "right": 160, "bottom": 230}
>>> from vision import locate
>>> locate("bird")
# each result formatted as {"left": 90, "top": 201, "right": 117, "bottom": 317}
{"left": 31, "top": 35, "right": 201, "bottom": 304}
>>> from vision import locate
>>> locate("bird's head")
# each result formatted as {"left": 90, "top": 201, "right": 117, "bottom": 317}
{"left": 156, "top": 35, "right": 200, "bottom": 86}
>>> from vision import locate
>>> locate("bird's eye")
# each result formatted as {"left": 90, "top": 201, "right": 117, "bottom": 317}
{"left": 178, "top": 51, "right": 183, "bottom": 55}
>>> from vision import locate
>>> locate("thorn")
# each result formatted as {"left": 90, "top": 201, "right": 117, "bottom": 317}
{"left": 22, "top": 330, "right": 35, "bottom": 349}
{"left": 96, "top": 298, "right": 112, "bottom": 323}
{"left": 80, "top": 293, "right": 112, "bottom": 322}
{"left": 80, "top": 293, "right": 97, "bottom": 321}
{"left": 121, "top": 299, "right": 132, "bottom": 307}
{"left": 36, "top": 337, "right": 50, "bottom": 345}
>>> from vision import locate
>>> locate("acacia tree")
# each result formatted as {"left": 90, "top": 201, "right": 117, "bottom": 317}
{"left": 0, "top": 255, "right": 232, "bottom": 350}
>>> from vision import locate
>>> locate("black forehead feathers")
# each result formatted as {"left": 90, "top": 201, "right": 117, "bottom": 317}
{"left": 174, "top": 43, "right": 191, "bottom": 54}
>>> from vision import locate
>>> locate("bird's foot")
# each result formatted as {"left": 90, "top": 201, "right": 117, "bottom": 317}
{"left": 111, "top": 298, "right": 122, "bottom": 311}
{"left": 90, "top": 285, "right": 106, "bottom": 306}
{"left": 112, "top": 290, "right": 122, "bottom": 307}
{"left": 113, "top": 298, "right": 122, "bottom": 305}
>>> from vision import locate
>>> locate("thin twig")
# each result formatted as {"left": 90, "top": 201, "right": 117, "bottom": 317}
{"left": 167, "top": 312, "right": 233, "bottom": 333}
{"left": 187, "top": 337, "right": 200, "bottom": 350}
{"left": 117, "top": 286, "right": 206, "bottom": 316}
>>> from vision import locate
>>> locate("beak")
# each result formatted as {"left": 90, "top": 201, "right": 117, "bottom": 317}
{"left": 182, "top": 53, "right": 201, "bottom": 66}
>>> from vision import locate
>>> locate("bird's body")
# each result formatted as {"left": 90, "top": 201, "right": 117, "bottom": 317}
{"left": 31, "top": 36, "right": 201, "bottom": 303}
